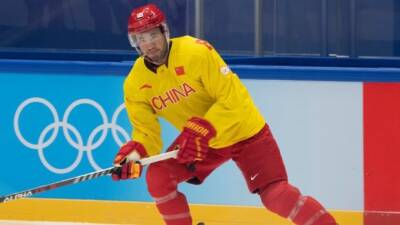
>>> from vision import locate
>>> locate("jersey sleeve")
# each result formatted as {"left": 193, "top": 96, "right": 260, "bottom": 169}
{"left": 198, "top": 41, "right": 261, "bottom": 145}
{"left": 123, "top": 76, "right": 162, "bottom": 156}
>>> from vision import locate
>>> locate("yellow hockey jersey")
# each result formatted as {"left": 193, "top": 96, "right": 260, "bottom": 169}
{"left": 124, "top": 35, "right": 265, "bottom": 156}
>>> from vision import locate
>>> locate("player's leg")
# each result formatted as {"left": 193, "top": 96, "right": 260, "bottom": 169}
{"left": 259, "top": 181, "right": 337, "bottom": 225}
{"left": 232, "top": 124, "right": 337, "bottom": 225}
{"left": 146, "top": 158, "right": 193, "bottom": 225}
{"left": 146, "top": 149, "right": 231, "bottom": 225}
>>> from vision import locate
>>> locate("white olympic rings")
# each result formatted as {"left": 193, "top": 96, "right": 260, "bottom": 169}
{"left": 14, "top": 97, "right": 130, "bottom": 174}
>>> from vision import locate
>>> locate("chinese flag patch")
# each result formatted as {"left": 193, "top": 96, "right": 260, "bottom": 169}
{"left": 175, "top": 66, "right": 185, "bottom": 76}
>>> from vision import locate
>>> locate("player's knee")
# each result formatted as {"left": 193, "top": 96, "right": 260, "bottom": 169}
{"left": 146, "top": 164, "right": 176, "bottom": 197}
{"left": 259, "top": 181, "right": 300, "bottom": 218}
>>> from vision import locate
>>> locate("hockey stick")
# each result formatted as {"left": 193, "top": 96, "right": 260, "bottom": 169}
{"left": 0, "top": 150, "right": 178, "bottom": 203}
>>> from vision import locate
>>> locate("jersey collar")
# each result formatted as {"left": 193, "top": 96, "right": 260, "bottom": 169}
{"left": 144, "top": 41, "right": 173, "bottom": 73}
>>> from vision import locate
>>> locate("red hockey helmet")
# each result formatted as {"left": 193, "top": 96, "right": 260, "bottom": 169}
{"left": 127, "top": 4, "right": 170, "bottom": 57}
{"left": 128, "top": 4, "right": 166, "bottom": 34}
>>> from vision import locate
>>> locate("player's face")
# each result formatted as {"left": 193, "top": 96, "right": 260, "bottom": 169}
{"left": 134, "top": 27, "right": 168, "bottom": 65}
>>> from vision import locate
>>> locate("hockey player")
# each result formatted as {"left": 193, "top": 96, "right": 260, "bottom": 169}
{"left": 111, "top": 4, "right": 338, "bottom": 225}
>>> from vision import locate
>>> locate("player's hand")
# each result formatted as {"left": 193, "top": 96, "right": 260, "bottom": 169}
{"left": 112, "top": 141, "right": 148, "bottom": 181}
{"left": 169, "top": 117, "right": 216, "bottom": 164}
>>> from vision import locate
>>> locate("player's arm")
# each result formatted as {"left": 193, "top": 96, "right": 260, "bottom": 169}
{"left": 198, "top": 40, "right": 250, "bottom": 142}
{"left": 112, "top": 77, "right": 162, "bottom": 181}
{"left": 167, "top": 40, "right": 236, "bottom": 164}
{"left": 126, "top": 97, "right": 162, "bottom": 157}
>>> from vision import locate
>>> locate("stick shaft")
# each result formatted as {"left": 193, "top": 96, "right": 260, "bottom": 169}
{"left": 0, "top": 150, "right": 177, "bottom": 203}
{"left": 140, "top": 150, "right": 177, "bottom": 165}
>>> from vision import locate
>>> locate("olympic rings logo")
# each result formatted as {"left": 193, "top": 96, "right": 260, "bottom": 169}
{"left": 13, "top": 97, "right": 130, "bottom": 174}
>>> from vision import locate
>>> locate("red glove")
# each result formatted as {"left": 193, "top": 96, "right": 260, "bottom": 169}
{"left": 112, "top": 141, "right": 148, "bottom": 181}
{"left": 170, "top": 117, "right": 216, "bottom": 164}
